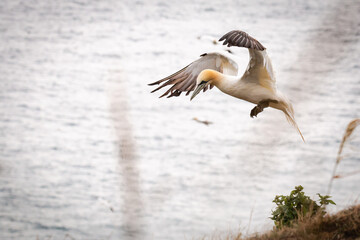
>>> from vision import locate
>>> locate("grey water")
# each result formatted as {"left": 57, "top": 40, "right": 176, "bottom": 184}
{"left": 0, "top": 0, "right": 359, "bottom": 239}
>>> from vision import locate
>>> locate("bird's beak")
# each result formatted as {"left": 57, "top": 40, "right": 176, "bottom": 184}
{"left": 190, "top": 82, "right": 207, "bottom": 101}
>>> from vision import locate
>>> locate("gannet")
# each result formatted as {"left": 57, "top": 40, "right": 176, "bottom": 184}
{"left": 149, "top": 30, "right": 304, "bottom": 141}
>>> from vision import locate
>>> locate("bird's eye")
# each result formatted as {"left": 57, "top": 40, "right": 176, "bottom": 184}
{"left": 200, "top": 80, "right": 207, "bottom": 85}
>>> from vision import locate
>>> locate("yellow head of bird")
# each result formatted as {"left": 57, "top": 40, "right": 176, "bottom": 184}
{"left": 191, "top": 69, "right": 222, "bottom": 101}
{"left": 196, "top": 69, "right": 221, "bottom": 86}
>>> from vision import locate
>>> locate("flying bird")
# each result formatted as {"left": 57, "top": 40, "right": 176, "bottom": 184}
{"left": 149, "top": 30, "right": 304, "bottom": 141}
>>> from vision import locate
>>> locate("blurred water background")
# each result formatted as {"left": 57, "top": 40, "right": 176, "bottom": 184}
{"left": 0, "top": 0, "right": 359, "bottom": 239}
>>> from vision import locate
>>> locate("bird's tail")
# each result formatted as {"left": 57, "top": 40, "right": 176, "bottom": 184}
{"left": 271, "top": 94, "right": 305, "bottom": 142}
{"left": 284, "top": 108, "right": 305, "bottom": 142}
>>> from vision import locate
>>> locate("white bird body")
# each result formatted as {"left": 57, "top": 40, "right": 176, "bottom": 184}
{"left": 215, "top": 73, "right": 275, "bottom": 104}
{"left": 149, "top": 30, "right": 304, "bottom": 141}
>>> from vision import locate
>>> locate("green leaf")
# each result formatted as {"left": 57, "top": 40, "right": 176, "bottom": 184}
{"left": 270, "top": 186, "right": 336, "bottom": 229}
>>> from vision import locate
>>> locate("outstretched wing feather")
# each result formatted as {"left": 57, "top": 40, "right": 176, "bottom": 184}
{"left": 219, "top": 30, "right": 266, "bottom": 51}
{"left": 149, "top": 53, "right": 238, "bottom": 98}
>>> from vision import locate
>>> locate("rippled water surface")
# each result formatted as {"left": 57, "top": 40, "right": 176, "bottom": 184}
{"left": 1, "top": 0, "right": 359, "bottom": 239}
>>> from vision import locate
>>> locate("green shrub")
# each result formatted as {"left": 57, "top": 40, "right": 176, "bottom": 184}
{"left": 270, "top": 185, "right": 335, "bottom": 229}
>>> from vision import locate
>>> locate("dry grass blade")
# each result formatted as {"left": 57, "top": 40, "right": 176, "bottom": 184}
{"left": 108, "top": 72, "right": 144, "bottom": 239}
{"left": 336, "top": 119, "right": 360, "bottom": 162}
{"left": 333, "top": 169, "right": 360, "bottom": 179}
{"left": 328, "top": 118, "right": 360, "bottom": 194}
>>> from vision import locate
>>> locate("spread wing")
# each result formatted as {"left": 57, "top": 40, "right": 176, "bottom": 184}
{"left": 219, "top": 30, "right": 276, "bottom": 92}
{"left": 149, "top": 52, "right": 238, "bottom": 98}
{"left": 219, "top": 30, "right": 266, "bottom": 50}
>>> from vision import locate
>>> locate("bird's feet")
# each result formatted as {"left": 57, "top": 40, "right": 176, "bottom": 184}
{"left": 250, "top": 105, "right": 264, "bottom": 118}
{"left": 250, "top": 99, "right": 278, "bottom": 118}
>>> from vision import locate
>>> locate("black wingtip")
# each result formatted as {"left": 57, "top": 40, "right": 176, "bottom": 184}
{"left": 218, "top": 30, "right": 266, "bottom": 51}
{"left": 148, "top": 82, "right": 159, "bottom": 86}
